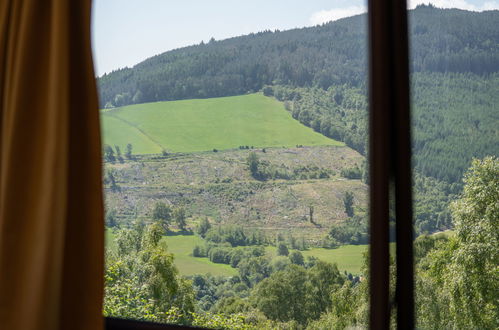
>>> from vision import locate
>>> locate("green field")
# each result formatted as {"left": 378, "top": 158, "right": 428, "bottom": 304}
{"left": 165, "top": 235, "right": 369, "bottom": 276}
{"left": 101, "top": 115, "right": 163, "bottom": 154}
{"left": 101, "top": 94, "right": 342, "bottom": 154}
{"left": 266, "top": 245, "right": 368, "bottom": 275}
{"left": 106, "top": 231, "right": 367, "bottom": 276}
{"left": 106, "top": 230, "right": 237, "bottom": 277}
{"left": 164, "top": 235, "right": 368, "bottom": 276}
{"left": 107, "top": 229, "right": 400, "bottom": 276}
{"left": 161, "top": 235, "right": 238, "bottom": 277}
{"left": 302, "top": 246, "right": 367, "bottom": 274}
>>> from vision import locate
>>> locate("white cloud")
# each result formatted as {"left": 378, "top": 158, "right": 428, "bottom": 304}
{"left": 407, "top": 0, "right": 499, "bottom": 11}
{"left": 309, "top": 5, "right": 366, "bottom": 25}
{"left": 310, "top": 1, "right": 499, "bottom": 25}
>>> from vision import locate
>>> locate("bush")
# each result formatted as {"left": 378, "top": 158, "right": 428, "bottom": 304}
{"left": 340, "top": 166, "right": 362, "bottom": 179}
{"left": 229, "top": 249, "right": 244, "bottom": 268}
{"left": 289, "top": 251, "right": 305, "bottom": 265}
{"left": 196, "top": 217, "right": 211, "bottom": 237}
{"left": 328, "top": 215, "right": 368, "bottom": 245}
{"left": 262, "top": 86, "right": 274, "bottom": 96}
{"left": 208, "top": 247, "right": 231, "bottom": 264}
{"left": 277, "top": 243, "right": 289, "bottom": 256}
{"left": 192, "top": 245, "right": 204, "bottom": 257}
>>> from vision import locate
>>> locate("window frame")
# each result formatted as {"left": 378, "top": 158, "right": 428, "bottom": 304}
{"left": 368, "top": 0, "right": 414, "bottom": 328}
{"left": 104, "top": 0, "right": 415, "bottom": 328}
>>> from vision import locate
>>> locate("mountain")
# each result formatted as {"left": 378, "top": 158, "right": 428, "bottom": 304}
{"left": 97, "top": 5, "right": 499, "bottom": 106}
{"left": 97, "top": 5, "right": 499, "bottom": 185}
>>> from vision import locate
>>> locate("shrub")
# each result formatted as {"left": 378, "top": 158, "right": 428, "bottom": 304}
{"left": 340, "top": 166, "right": 362, "bottom": 179}
{"left": 277, "top": 243, "right": 289, "bottom": 256}
{"left": 192, "top": 245, "right": 204, "bottom": 257}
{"left": 289, "top": 251, "right": 305, "bottom": 265}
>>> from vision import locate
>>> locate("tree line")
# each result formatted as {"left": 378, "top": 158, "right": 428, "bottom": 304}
{"left": 97, "top": 6, "right": 499, "bottom": 109}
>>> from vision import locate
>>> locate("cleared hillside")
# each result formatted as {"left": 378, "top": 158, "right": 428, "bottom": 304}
{"left": 104, "top": 145, "right": 366, "bottom": 241}
{"left": 101, "top": 93, "right": 342, "bottom": 154}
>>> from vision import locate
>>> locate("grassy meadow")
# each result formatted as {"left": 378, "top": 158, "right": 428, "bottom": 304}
{"left": 107, "top": 230, "right": 368, "bottom": 276}
{"left": 101, "top": 94, "right": 342, "bottom": 154}
{"left": 266, "top": 244, "right": 368, "bottom": 275}
{"left": 161, "top": 235, "right": 238, "bottom": 277}
{"left": 163, "top": 235, "right": 370, "bottom": 276}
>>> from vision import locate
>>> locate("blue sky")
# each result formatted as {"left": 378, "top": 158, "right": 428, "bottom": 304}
{"left": 91, "top": 0, "right": 499, "bottom": 76}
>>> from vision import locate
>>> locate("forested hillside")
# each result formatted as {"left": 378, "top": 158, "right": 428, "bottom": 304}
{"left": 98, "top": 5, "right": 499, "bottom": 106}
{"left": 97, "top": 5, "right": 499, "bottom": 186}
{"left": 264, "top": 73, "right": 499, "bottom": 185}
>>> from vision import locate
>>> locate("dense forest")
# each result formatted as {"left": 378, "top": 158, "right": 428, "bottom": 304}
{"left": 264, "top": 71, "right": 499, "bottom": 186}
{"left": 97, "top": 5, "right": 499, "bottom": 187}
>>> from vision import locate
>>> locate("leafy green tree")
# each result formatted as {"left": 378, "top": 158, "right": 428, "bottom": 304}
{"left": 173, "top": 206, "right": 187, "bottom": 231}
{"left": 247, "top": 152, "right": 260, "bottom": 179}
{"left": 125, "top": 143, "right": 133, "bottom": 159}
{"left": 309, "top": 204, "right": 315, "bottom": 224}
{"left": 343, "top": 191, "right": 354, "bottom": 217}
{"left": 262, "top": 86, "right": 273, "bottom": 96}
{"left": 416, "top": 157, "right": 499, "bottom": 329}
{"left": 288, "top": 251, "right": 304, "bottom": 265}
{"left": 104, "top": 223, "right": 195, "bottom": 323}
{"left": 251, "top": 261, "right": 345, "bottom": 325}
{"left": 213, "top": 296, "right": 251, "bottom": 315}
{"left": 132, "top": 90, "right": 143, "bottom": 104}
{"left": 307, "top": 282, "right": 362, "bottom": 330}
{"left": 196, "top": 217, "right": 211, "bottom": 237}
{"left": 298, "top": 236, "right": 307, "bottom": 251}
{"left": 307, "top": 261, "right": 344, "bottom": 320}
{"left": 107, "top": 170, "right": 119, "bottom": 192}
{"left": 252, "top": 265, "right": 309, "bottom": 324}
{"left": 152, "top": 202, "right": 172, "bottom": 231}
{"left": 104, "top": 144, "right": 116, "bottom": 162}
{"left": 270, "top": 256, "right": 291, "bottom": 273}
{"left": 114, "top": 145, "right": 124, "bottom": 163}
{"left": 413, "top": 233, "right": 449, "bottom": 263}
{"left": 340, "top": 166, "right": 362, "bottom": 179}
{"left": 238, "top": 256, "right": 271, "bottom": 288}
{"left": 105, "top": 209, "right": 118, "bottom": 228}
{"left": 277, "top": 242, "right": 289, "bottom": 256}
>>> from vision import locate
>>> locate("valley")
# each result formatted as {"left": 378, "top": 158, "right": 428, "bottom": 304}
{"left": 98, "top": 5, "right": 499, "bottom": 328}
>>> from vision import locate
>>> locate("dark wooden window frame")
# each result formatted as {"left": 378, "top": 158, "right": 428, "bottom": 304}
{"left": 105, "top": 0, "right": 414, "bottom": 328}
{"left": 368, "top": 0, "right": 413, "bottom": 329}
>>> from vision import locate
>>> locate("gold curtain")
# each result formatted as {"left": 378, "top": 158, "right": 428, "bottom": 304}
{"left": 0, "top": 1, "right": 104, "bottom": 329}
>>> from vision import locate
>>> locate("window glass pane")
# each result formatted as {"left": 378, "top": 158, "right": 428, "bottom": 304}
{"left": 93, "top": 1, "right": 371, "bottom": 327}
{"left": 408, "top": 3, "right": 499, "bottom": 329}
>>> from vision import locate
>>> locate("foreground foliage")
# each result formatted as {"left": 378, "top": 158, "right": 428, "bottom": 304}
{"left": 416, "top": 156, "right": 499, "bottom": 329}
{"left": 104, "top": 222, "right": 195, "bottom": 323}
{"left": 104, "top": 157, "right": 498, "bottom": 329}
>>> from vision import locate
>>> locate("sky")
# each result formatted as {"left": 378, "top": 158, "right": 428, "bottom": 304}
{"left": 91, "top": 0, "right": 499, "bottom": 77}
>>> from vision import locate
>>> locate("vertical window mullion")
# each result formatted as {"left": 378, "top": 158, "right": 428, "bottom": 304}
{"left": 368, "top": 0, "right": 414, "bottom": 329}
{"left": 391, "top": 0, "right": 414, "bottom": 328}
{"left": 368, "top": 0, "right": 392, "bottom": 327}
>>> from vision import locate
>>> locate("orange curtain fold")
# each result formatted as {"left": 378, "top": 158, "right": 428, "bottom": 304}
{"left": 0, "top": 1, "right": 104, "bottom": 329}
